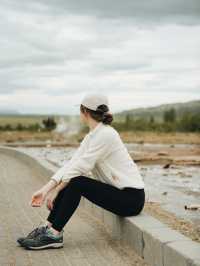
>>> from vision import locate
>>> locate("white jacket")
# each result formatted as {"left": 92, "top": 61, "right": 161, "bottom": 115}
{"left": 51, "top": 121, "right": 145, "bottom": 189}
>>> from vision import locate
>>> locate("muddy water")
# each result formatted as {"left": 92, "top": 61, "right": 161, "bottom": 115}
{"left": 141, "top": 164, "right": 200, "bottom": 226}
{"left": 18, "top": 145, "right": 200, "bottom": 226}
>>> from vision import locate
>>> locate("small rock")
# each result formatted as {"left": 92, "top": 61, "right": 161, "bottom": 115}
{"left": 157, "top": 152, "right": 169, "bottom": 156}
{"left": 184, "top": 204, "right": 200, "bottom": 210}
{"left": 163, "top": 163, "right": 171, "bottom": 169}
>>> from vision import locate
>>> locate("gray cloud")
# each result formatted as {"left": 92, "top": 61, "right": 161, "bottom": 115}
{"left": 0, "top": 0, "right": 199, "bottom": 113}
{"left": 2, "top": 0, "right": 200, "bottom": 24}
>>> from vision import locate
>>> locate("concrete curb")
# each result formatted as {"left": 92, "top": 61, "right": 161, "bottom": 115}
{"left": 1, "top": 145, "right": 200, "bottom": 266}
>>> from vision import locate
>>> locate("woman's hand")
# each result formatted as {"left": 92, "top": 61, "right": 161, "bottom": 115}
{"left": 46, "top": 180, "right": 70, "bottom": 210}
{"left": 30, "top": 179, "right": 58, "bottom": 208}
{"left": 46, "top": 189, "right": 59, "bottom": 211}
{"left": 30, "top": 188, "right": 48, "bottom": 207}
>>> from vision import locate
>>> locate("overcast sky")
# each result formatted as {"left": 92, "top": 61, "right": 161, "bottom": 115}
{"left": 0, "top": 0, "right": 200, "bottom": 115}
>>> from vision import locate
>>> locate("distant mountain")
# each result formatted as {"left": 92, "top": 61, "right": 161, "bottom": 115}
{"left": 0, "top": 109, "right": 20, "bottom": 115}
{"left": 114, "top": 99, "right": 200, "bottom": 122}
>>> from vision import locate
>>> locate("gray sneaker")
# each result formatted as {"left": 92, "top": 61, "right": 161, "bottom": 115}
{"left": 17, "top": 223, "right": 48, "bottom": 246}
{"left": 21, "top": 227, "right": 64, "bottom": 250}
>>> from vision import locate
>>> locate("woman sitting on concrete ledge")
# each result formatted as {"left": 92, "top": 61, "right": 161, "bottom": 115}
{"left": 17, "top": 92, "right": 145, "bottom": 250}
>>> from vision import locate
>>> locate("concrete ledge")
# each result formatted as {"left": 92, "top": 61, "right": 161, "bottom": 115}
{"left": 1, "top": 145, "right": 200, "bottom": 266}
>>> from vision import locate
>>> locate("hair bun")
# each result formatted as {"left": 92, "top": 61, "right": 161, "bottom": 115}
{"left": 102, "top": 112, "right": 113, "bottom": 124}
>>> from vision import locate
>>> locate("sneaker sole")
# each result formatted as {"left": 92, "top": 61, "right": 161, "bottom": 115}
{"left": 22, "top": 242, "right": 63, "bottom": 250}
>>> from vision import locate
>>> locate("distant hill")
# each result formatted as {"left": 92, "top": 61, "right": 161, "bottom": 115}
{"left": 114, "top": 99, "right": 200, "bottom": 122}
{"left": 0, "top": 99, "right": 199, "bottom": 124}
{"left": 0, "top": 109, "right": 20, "bottom": 115}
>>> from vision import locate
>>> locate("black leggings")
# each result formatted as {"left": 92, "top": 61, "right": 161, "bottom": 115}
{"left": 47, "top": 175, "right": 145, "bottom": 232}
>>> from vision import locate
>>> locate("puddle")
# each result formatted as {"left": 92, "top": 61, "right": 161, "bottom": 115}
{"left": 140, "top": 164, "right": 200, "bottom": 226}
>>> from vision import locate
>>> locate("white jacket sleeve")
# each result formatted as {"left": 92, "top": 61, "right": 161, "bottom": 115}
{"left": 50, "top": 135, "right": 88, "bottom": 183}
{"left": 61, "top": 132, "right": 113, "bottom": 182}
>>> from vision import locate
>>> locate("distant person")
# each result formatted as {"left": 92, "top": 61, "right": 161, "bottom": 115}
{"left": 17, "top": 93, "right": 145, "bottom": 250}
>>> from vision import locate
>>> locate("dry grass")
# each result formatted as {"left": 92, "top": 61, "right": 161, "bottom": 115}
{"left": 0, "top": 131, "right": 77, "bottom": 143}
{"left": 0, "top": 130, "right": 200, "bottom": 145}
{"left": 119, "top": 131, "right": 200, "bottom": 144}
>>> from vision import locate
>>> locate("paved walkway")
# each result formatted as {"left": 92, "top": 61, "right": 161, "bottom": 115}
{"left": 0, "top": 152, "right": 148, "bottom": 266}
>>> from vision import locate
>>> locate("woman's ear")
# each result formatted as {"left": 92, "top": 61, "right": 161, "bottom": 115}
{"left": 81, "top": 109, "right": 88, "bottom": 122}
{"left": 84, "top": 110, "right": 88, "bottom": 118}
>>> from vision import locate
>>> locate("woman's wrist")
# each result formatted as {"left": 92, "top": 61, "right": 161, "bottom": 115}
{"left": 55, "top": 179, "right": 70, "bottom": 193}
{"left": 42, "top": 179, "right": 58, "bottom": 194}
{"left": 55, "top": 183, "right": 63, "bottom": 193}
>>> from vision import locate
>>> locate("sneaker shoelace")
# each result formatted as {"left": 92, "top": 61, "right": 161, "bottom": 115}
{"left": 26, "top": 221, "right": 47, "bottom": 238}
